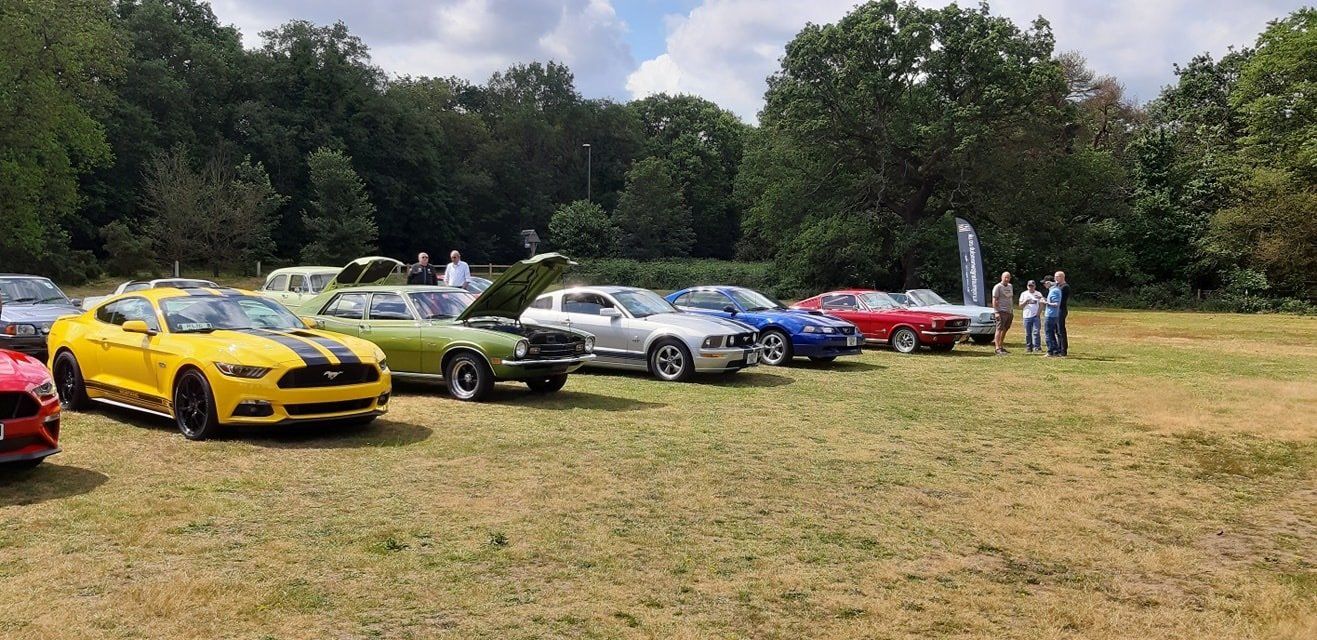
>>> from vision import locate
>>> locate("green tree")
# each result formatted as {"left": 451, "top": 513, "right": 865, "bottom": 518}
{"left": 630, "top": 94, "right": 749, "bottom": 258}
{"left": 0, "top": 0, "right": 119, "bottom": 280}
{"left": 301, "top": 148, "right": 379, "bottom": 264}
{"left": 613, "top": 158, "right": 694, "bottom": 260}
{"left": 99, "top": 220, "right": 155, "bottom": 277}
{"left": 744, "top": 0, "right": 1068, "bottom": 288}
{"left": 549, "top": 200, "right": 616, "bottom": 258}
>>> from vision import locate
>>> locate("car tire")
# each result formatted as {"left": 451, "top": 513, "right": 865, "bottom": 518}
{"left": 929, "top": 343, "right": 955, "bottom": 352}
{"left": 446, "top": 352, "right": 494, "bottom": 401}
{"left": 889, "top": 327, "right": 920, "bottom": 354}
{"left": 53, "top": 351, "right": 91, "bottom": 411}
{"left": 808, "top": 356, "right": 837, "bottom": 363}
{"left": 649, "top": 339, "right": 694, "bottom": 382}
{"left": 971, "top": 334, "right": 993, "bottom": 345}
{"left": 758, "top": 329, "right": 793, "bottom": 366}
{"left": 526, "top": 374, "right": 568, "bottom": 393}
{"left": 173, "top": 369, "right": 222, "bottom": 440}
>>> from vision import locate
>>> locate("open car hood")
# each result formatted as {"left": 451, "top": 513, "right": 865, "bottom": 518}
{"left": 324, "top": 256, "right": 404, "bottom": 292}
{"left": 456, "top": 253, "right": 573, "bottom": 322}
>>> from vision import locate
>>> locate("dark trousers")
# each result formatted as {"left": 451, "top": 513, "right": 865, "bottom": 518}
{"left": 1058, "top": 309, "right": 1069, "bottom": 355}
{"left": 1044, "top": 315, "right": 1061, "bottom": 355}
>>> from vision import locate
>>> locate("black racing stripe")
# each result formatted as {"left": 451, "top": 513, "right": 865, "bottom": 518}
{"left": 184, "top": 289, "right": 216, "bottom": 297}
{"left": 236, "top": 329, "right": 330, "bottom": 366}
{"left": 217, "top": 288, "right": 246, "bottom": 297}
{"left": 286, "top": 332, "right": 362, "bottom": 364}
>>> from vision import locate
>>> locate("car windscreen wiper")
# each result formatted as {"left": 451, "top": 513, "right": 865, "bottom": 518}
{"left": 37, "top": 296, "right": 68, "bottom": 304}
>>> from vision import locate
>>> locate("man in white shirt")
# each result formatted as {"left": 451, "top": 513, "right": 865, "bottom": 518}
{"left": 444, "top": 250, "right": 471, "bottom": 289}
{"left": 1018, "top": 280, "right": 1043, "bottom": 353}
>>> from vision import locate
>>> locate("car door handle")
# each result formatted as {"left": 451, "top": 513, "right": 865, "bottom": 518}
{"left": 359, "top": 324, "right": 371, "bottom": 334}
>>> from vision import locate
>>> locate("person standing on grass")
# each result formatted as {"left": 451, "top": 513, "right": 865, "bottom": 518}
{"left": 1018, "top": 279, "right": 1043, "bottom": 353}
{"left": 444, "top": 250, "right": 471, "bottom": 289}
{"left": 991, "top": 271, "right": 1014, "bottom": 355}
{"left": 407, "top": 252, "right": 439, "bottom": 285}
{"left": 1043, "top": 276, "right": 1063, "bottom": 357}
{"left": 1055, "top": 270, "right": 1071, "bottom": 356}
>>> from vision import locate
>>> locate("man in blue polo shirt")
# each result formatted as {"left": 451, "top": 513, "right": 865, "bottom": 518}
{"left": 1042, "top": 276, "right": 1064, "bottom": 357}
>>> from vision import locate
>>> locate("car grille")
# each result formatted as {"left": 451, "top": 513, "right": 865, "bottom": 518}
{"left": 0, "top": 392, "right": 39, "bottom": 419}
{"left": 727, "top": 332, "right": 757, "bottom": 347}
{"left": 837, "top": 326, "right": 855, "bottom": 335}
{"left": 946, "top": 319, "right": 969, "bottom": 329}
{"left": 284, "top": 398, "right": 374, "bottom": 416}
{"left": 278, "top": 364, "right": 379, "bottom": 388}
{"left": 529, "top": 343, "right": 579, "bottom": 358}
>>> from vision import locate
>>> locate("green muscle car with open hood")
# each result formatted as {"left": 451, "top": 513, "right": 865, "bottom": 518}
{"left": 298, "top": 253, "right": 594, "bottom": 401}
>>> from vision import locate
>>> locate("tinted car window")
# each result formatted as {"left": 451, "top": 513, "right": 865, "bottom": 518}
{"left": 368, "top": 293, "right": 413, "bottom": 320}
{"left": 530, "top": 296, "right": 553, "bottom": 310}
{"left": 686, "top": 291, "right": 731, "bottom": 311}
{"left": 100, "top": 297, "right": 160, "bottom": 331}
{"left": 323, "top": 293, "right": 367, "bottom": 319}
{"left": 564, "top": 293, "right": 614, "bottom": 315}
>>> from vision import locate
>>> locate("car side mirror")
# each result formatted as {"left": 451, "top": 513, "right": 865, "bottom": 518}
{"left": 303, "top": 317, "right": 320, "bottom": 329}
{"left": 599, "top": 307, "right": 622, "bottom": 318}
{"left": 722, "top": 305, "right": 737, "bottom": 315}
{"left": 69, "top": 298, "right": 83, "bottom": 306}
{"left": 122, "top": 320, "right": 156, "bottom": 336}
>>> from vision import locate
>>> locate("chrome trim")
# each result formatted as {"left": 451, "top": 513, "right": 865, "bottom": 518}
{"left": 388, "top": 371, "right": 446, "bottom": 381}
{"left": 500, "top": 354, "right": 595, "bottom": 366}
{"left": 920, "top": 330, "right": 969, "bottom": 336}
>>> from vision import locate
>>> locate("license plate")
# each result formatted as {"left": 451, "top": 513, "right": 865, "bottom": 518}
{"left": 847, "top": 336, "right": 860, "bottom": 346}
{"left": 746, "top": 351, "right": 759, "bottom": 365}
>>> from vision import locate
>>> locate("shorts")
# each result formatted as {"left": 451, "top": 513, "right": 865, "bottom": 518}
{"left": 995, "top": 312, "right": 1014, "bottom": 332}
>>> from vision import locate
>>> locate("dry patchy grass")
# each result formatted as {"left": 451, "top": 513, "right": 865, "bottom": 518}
{"left": 0, "top": 309, "right": 1314, "bottom": 639}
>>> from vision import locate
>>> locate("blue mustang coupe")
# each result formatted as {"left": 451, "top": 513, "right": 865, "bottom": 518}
{"left": 666, "top": 286, "right": 863, "bottom": 366}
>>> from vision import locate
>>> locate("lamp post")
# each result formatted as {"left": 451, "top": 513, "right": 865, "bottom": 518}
{"left": 582, "top": 143, "right": 592, "bottom": 202}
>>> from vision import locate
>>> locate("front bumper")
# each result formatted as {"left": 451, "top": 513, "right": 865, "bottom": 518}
{"left": 212, "top": 367, "right": 392, "bottom": 426}
{"left": 0, "top": 400, "right": 61, "bottom": 464}
{"left": 0, "top": 334, "right": 49, "bottom": 357}
{"left": 493, "top": 354, "right": 593, "bottom": 379}
{"left": 695, "top": 346, "right": 761, "bottom": 372}
{"left": 793, "top": 333, "right": 864, "bottom": 358}
{"left": 967, "top": 322, "right": 994, "bottom": 335}
{"left": 919, "top": 329, "right": 969, "bottom": 344}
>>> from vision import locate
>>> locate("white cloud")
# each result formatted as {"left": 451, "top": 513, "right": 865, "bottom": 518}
{"left": 209, "top": 0, "right": 634, "bottom": 97}
{"left": 626, "top": 0, "right": 1308, "bottom": 121}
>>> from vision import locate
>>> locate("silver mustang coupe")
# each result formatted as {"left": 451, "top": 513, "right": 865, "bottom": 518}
{"left": 522, "top": 286, "right": 761, "bottom": 381}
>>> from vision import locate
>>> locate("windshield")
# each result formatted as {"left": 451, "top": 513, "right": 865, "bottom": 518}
{"left": 726, "top": 288, "right": 784, "bottom": 311}
{"left": 464, "top": 278, "right": 491, "bottom": 293}
{"left": 908, "top": 289, "right": 949, "bottom": 306}
{"left": 159, "top": 295, "right": 303, "bottom": 333}
{"left": 157, "top": 279, "right": 215, "bottom": 290}
{"left": 888, "top": 293, "right": 909, "bottom": 305}
{"left": 0, "top": 277, "right": 70, "bottom": 305}
{"left": 308, "top": 272, "right": 336, "bottom": 292}
{"left": 613, "top": 290, "right": 676, "bottom": 318}
{"left": 410, "top": 291, "right": 476, "bottom": 319}
{"left": 859, "top": 292, "right": 903, "bottom": 310}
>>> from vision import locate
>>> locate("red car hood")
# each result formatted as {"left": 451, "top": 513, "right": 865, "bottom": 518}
{"left": 0, "top": 348, "right": 52, "bottom": 388}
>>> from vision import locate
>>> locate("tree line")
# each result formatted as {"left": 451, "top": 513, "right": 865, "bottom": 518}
{"left": 1, "top": 0, "right": 1313, "bottom": 307}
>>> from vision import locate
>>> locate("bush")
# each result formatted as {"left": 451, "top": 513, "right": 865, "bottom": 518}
{"left": 100, "top": 220, "right": 156, "bottom": 277}
{"left": 567, "top": 258, "right": 780, "bottom": 295}
{"left": 549, "top": 200, "right": 616, "bottom": 258}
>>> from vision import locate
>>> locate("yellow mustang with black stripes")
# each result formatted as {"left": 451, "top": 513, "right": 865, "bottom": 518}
{"left": 46, "top": 287, "right": 391, "bottom": 440}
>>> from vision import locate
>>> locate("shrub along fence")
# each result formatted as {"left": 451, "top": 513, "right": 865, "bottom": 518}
{"left": 564, "top": 259, "right": 780, "bottom": 296}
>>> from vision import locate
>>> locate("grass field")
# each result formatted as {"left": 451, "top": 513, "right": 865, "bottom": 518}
{"left": 1, "top": 310, "right": 1314, "bottom": 639}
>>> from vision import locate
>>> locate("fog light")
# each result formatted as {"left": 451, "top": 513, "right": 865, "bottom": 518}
{"left": 233, "top": 400, "right": 274, "bottom": 417}
{"left": 377, "top": 392, "right": 390, "bottom": 406}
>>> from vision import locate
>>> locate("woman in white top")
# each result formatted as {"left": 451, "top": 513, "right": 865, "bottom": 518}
{"left": 1018, "top": 280, "right": 1044, "bottom": 353}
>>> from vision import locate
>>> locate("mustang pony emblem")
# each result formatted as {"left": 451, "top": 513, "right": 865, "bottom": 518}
{"left": 323, "top": 370, "right": 343, "bottom": 380}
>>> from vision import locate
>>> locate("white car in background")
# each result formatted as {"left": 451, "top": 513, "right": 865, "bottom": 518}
{"left": 80, "top": 278, "right": 218, "bottom": 310}
{"left": 258, "top": 266, "right": 341, "bottom": 309}
{"left": 890, "top": 289, "right": 996, "bottom": 345}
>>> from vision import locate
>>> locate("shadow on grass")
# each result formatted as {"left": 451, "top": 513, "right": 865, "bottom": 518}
{"left": 579, "top": 368, "right": 794, "bottom": 389}
{"left": 791, "top": 359, "right": 885, "bottom": 372}
{"left": 1058, "top": 354, "right": 1125, "bottom": 362}
{"left": 926, "top": 347, "right": 996, "bottom": 358}
{"left": 0, "top": 463, "right": 108, "bottom": 506}
{"left": 389, "top": 379, "right": 666, "bottom": 412}
{"left": 229, "top": 419, "right": 432, "bottom": 449}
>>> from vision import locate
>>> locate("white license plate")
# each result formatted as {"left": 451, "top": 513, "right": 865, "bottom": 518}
{"left": 847, "top": 336, "right": 860, "bottom": 346}
{"left": 746, "top": 351, "right": 759, "bottom": 365}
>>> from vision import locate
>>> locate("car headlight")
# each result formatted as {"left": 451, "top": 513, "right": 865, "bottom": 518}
{"left": 378, "top": 358, "right": 389, "bottom": 371}
{"left": 702, "top": 335, "right": 726, "bottom": 349}
{"left": 802, "top": 325, "right": 817, "bottom": 333}
{"left": 514, "top": 340, "right": 530, "bottom": 359}
{"left": 214, "top": 362, "right": 272, "bottom": 379}
{"left": 2, "top": 324, "right": 38, "bottom": 336}
{"left": 822, "top": 326, "right": 835, "bottom": 334}
{"left": 31, "top": 380, "right": 57, "bottom": 399}
{"left": 584, "top": 336, "right": 595, "bottom": 353}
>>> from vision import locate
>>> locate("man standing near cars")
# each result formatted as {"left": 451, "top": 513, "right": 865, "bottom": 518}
{"left": 1055, "top": 270, "right": 1071, "bottom": 356}
{"left": 1018, "top": 279, "right": 1043, "bottom": 353}
{"left": 991, "top": 271, "right": 1014, "bottom": 355}
{"left": 1043, "top": 276, "right": 1063, "bottom": 357}
{"left": 407, "top": 252, "right": 439, "bottom": 285}
{"left": 444, "top": 250, "right": 471, "bottom": 290}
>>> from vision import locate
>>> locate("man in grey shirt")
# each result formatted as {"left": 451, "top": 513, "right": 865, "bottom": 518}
{"left": 991, "top": 271, "right": 1014, "bottom": 355}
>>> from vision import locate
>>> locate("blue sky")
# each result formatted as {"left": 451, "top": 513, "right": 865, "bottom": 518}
{"left": 209, "top": 0, "right": 1310, "bottom": 122}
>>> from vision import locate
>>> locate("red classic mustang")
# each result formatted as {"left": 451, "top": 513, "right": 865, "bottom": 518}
{"left": 0, "top": 349, "right": 61, "bottom": 468}
{"left": 793, "top": 290, "right": 971, "bottom": 353}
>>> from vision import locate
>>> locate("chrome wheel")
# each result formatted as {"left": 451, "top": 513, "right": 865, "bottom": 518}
{"left": 760, "top": 331, "right": 789, "bottom": 366}
{"left": 653, "top": 344, "right": 687, "bottom": 381}
{"left": 891, "top": 328, "right": 919, "bottom": 354}
{"left": 451, "top": 360, "right": 480, "bottom": 399}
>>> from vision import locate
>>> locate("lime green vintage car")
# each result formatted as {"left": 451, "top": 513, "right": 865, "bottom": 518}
{"left": 298, "top": 253, "right": 594, "bottom": 401}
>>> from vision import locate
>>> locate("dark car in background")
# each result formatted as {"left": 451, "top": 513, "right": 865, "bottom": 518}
{"left": 0, "top": 275, "right": 81, "bottom": 360}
